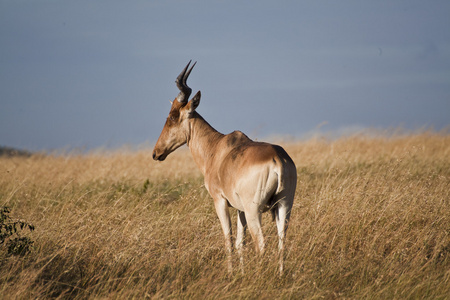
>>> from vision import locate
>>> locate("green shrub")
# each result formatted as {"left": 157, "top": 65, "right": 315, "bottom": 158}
{"left": 0, "top": 206, "right": 35, "bottom": 256}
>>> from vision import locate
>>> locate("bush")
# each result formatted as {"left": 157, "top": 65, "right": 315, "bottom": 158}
{"left": 0, "top": 206, "right": 35, "bottom": 256}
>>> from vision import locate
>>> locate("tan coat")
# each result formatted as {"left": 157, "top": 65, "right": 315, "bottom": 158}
{"left": 153, "top": 63, "right": 297, "bottom": 273}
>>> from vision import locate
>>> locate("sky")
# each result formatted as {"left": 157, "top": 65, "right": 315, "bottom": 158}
{"left": 1, "top": 1, "right": 449, "bottom": 151}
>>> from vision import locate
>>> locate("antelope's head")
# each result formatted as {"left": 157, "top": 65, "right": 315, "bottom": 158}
{"left": 152, "top": 61, "right": 201, "bottom": 161}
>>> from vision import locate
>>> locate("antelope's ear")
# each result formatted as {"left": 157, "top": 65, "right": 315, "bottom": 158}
{"left": 187, "top": 90, "right": 201, "bottom": 114}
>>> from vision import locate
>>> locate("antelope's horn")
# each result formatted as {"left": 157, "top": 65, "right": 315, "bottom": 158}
{"left": 175, "top": 60, "right": 196, "bottom": 103}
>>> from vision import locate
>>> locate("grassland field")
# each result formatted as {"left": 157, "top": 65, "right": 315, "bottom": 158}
{"left": 0, "top": 130, "right": 449, "bottom": 299}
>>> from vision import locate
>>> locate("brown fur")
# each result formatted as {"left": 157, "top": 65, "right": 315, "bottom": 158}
{"left": 153, "top": 70, "right": 296, "bottom": 274}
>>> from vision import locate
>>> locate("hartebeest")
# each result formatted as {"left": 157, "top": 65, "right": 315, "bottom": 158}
{"left": 152, "top": 61, "right": 297, "bottom": 274}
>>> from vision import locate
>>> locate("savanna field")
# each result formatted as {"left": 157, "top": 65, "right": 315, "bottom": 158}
{"left": 1, "top": 131, "right": 449, "bottom": 299}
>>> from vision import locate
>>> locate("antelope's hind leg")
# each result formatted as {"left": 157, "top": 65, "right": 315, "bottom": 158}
{"left": 243, "top": 208, "right": 265, "bottom": 255}
{"left": 273, "top": 196, "right": 293, "bottom": 275}
{"left": 235, "top": 210, "right": 247, "bottom": 273}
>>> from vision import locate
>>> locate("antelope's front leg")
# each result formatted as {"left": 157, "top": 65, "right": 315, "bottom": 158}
{"left": 213, "top": 197, "right": 233, "bottom": 273}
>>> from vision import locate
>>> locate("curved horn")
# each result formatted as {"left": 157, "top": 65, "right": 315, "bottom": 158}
{"left": 175, "top": 60, "right": 196, "bottom": 103}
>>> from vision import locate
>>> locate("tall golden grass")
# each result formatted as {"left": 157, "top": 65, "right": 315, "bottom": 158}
{"left": 1, "top": 131, "right": 449, "bottom": 299}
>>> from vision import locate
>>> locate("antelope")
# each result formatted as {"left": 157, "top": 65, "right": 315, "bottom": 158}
{"left": 152, "top": 61, "right": 297, "bottom": 274}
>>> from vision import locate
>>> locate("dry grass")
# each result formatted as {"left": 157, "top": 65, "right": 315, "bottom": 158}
{"left": 1, "top": 131, "right": 449, "bottom": 299}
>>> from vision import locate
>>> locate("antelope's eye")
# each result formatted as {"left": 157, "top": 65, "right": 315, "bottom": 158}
{"left": 168, "top": 111, "right": 179, "bottom": 122}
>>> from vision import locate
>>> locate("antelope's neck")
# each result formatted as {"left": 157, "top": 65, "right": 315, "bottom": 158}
{"left": 187, "top": 112, "right": 224, "bottom": 175}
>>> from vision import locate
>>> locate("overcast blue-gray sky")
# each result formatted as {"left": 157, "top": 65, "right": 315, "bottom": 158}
{"left": 1, "top": 1, "right": 449, "bottom": 151}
